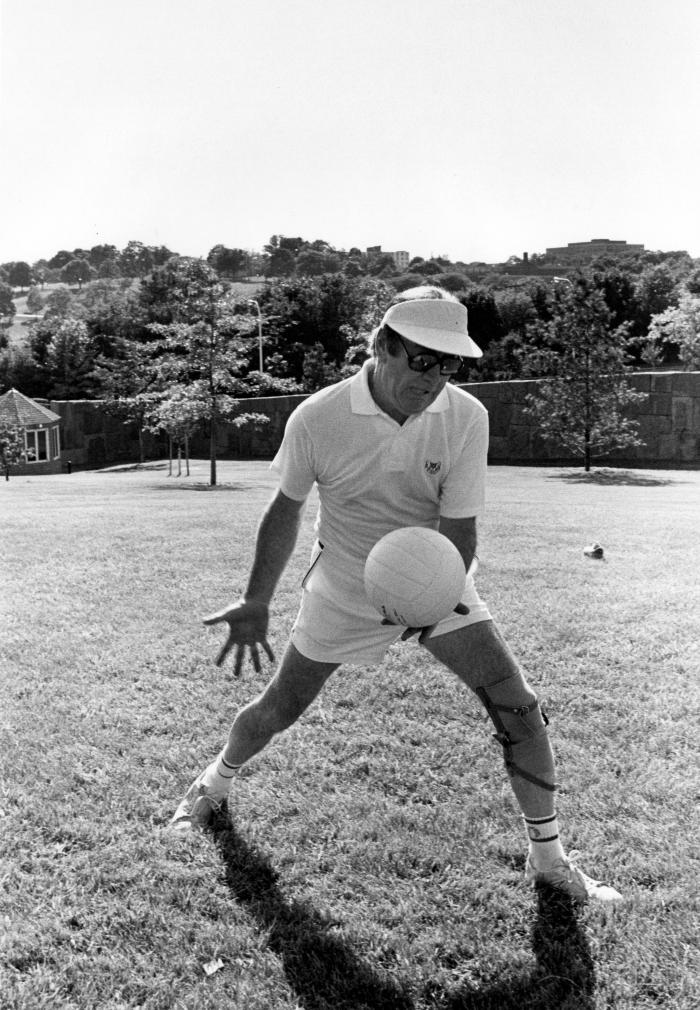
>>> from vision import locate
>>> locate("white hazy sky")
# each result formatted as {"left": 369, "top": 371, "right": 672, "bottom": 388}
{"left": 1, "top": 0, "right": 699, "bottom": 266}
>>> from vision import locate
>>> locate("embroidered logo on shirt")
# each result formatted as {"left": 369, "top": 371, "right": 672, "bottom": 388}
{"left": 424, "top": 460, "right": 441, "bottom": 474}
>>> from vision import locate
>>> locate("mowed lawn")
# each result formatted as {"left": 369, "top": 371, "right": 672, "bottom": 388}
{"left": 1, "top": 461, "right": 699, "bottom": 1010}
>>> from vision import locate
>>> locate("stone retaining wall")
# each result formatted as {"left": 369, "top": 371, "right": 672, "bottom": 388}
{"left": 47, "top": 371, "right": 700, "bottom": 471}
{"left": 466, "top": 371, "right": 700, "bottom": 467}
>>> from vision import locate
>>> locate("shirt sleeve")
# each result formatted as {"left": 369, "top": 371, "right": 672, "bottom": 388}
{"left": 269, "top": 406, "right": 317, "bottom": 502}
{"left": 438, "top": 402, "right": 489, "bottom": 519}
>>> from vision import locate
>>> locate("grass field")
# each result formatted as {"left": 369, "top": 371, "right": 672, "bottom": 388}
{"left": 2, "top": 461, "right": 699, "bottom": 1009}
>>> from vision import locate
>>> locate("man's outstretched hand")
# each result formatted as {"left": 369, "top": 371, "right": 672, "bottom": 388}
{"left": 202, "top": 599, "right": 275, "bottom": 677}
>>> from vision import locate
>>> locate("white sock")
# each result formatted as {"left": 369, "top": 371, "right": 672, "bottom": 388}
{"left": 201, "top": 753, "right": 241, "bottom": 801}
{"left": 524, "top": 813, "right": 567, "bottom": 870}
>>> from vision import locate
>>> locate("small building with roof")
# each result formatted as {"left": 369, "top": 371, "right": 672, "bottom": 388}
{"left": 0, "top": 388, "right": 63, "bottom": 475}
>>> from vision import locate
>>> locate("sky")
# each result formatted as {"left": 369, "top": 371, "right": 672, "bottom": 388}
{"left": 1, "top": 0, "right": 699, "bottom": 266}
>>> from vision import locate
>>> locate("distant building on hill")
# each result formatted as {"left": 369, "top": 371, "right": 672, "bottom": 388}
{"left": 366, "top": 246, "right": 410, "bottom": 270}
{"left": 545, "top": 238, "right": 645, "bottom": 263}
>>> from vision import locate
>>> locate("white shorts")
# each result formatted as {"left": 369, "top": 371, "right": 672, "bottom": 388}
{"left": 291, "top": 541, "right": 492, "bottom": 666}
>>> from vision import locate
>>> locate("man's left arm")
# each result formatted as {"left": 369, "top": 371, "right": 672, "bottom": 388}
{"left": 438, "top": 515, "right": 478, "bottom": 574}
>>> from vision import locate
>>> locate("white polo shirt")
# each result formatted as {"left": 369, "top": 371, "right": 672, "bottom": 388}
{"left": 271, "top": 360, "right": 489, "bottom": 573}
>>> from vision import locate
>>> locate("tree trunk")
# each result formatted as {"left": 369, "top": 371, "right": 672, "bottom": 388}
{"left": 168, "top": 437, "right": 173, "bottom": 476}
{"left": 210, "top": 417, "right": 217, "bottom": 487}
{"left": 185, "top": 434, "right": 190, "bottom": 477}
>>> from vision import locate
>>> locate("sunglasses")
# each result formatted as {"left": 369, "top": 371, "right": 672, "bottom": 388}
{"left": 396, "top": 334, "right": 463, "bottom": 375}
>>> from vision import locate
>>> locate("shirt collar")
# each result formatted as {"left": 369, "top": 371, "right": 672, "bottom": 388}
{"left": 350, "top": 360, "right": 450, "bottom": 415}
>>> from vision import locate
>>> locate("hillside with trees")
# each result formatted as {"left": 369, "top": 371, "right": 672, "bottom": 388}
{"left": 2, "top": 235, "right": 699, "bottom": 404}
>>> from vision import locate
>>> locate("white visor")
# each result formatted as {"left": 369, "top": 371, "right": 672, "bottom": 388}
{"left": 381, "top": 299, "right": 482, "bottom": 358}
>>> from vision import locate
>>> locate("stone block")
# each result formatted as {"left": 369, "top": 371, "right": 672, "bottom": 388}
{"left": 488, "top": 402, "right": 513, "bottom": 437}
{"left": 670, "top": 372, "right": 700, "bottom": 395}
{"left": 648, "top": 393, "right": 673, "bottom": 416}
{"left": 650, "top": 373, "right": 674, "bottom": 392}
{"left": 630, "top": 373, "right": 652, "bottom": 393}
{"left": 672, "top": 397, "right": 694, "bottom": 431}
{"left": 658, "top": 434, "right": 679, "bottom": 461}
{"left": 487, "top": 435, "right": 509, "bottom": 460}
{"left": 679, "top": 430, "right": 700, "bottom": 462}
{"left": 509, "top": 425, "right": 533, "bottom": 457}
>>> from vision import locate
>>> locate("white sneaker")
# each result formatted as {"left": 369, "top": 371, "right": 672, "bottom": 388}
{"left": 526, "top": 853, "right": 622, "bottom": 903}
{"left": 169, "top": 773, "right": 224, "bottom": 832}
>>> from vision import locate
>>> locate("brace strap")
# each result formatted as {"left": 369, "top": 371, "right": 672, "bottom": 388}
{"left": 475, "top": 687, "right": 557, "bottom": 793}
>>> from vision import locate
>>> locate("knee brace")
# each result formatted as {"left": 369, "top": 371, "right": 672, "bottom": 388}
{"left": 475, "top": 677, "right": 557, "bottom": 793}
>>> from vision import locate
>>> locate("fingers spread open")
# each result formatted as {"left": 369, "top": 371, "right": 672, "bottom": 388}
{"left": 233, "top": 645, "right": 245, "bottom": 678}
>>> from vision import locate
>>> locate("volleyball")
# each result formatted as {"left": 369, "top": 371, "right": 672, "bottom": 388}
{"left": 364, "top": 527, "right": 466, "bottom": 628}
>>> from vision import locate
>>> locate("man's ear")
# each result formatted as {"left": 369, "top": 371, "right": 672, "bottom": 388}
{"left": 375, "top": 326, "right": 389, "bottom": 361}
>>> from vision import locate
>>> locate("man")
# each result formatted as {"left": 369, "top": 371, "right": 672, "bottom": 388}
{"left": 170, "top": 286, "right": 621, "bottom": 904}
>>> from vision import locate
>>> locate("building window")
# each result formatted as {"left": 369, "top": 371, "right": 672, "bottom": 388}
{"left": 25, "top": 428, "right": 49, "bottom": 462}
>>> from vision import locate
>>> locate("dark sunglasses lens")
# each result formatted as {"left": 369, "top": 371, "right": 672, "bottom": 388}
{"left": 408, "top": 355, "right": 438, "bottom": 372}
{"left": 440, "top": 358, "right": 462, "bottom": 374}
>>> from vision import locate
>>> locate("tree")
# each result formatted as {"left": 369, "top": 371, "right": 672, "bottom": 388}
{"left": 120, "top": 240, "right": 155, "bottom": 278}
{"left": 31, "top": 261, "right": 51, "bottom": 286}
{"left": 7, "top": 261, "right": 32, "bottom": 291}
{"left": 44, "top": 319, "right": 98, "bottom": 399}
{"left": 438, "top": 272, "right": 469, "bottom": 293}
{"left": 25, "top": 286, "right": 44, "bottom": 313}
{"left": 48, "top": 250, "right": 74, "bottom": 270}
{"left": 97, "top": 259, "right": 122, "bottom": 279}
{"left": 0, "top": 282, "right": 15, "bottom": 320}
{"left": 145, "top": 385, "right": 202, "bottom": 476}
{"left": 61, "top": 258, "right": 94, "bottom": 289}
{"left": 645, "top": 294, "right": 700, "bottom": 370}
{"left": 0, "top": 421, "right": 24, "bottom": 479}
{"left": 266, "top": 247, "right": 296, "bottom": 278}
{"left": 523, "top": 280, "right": 646, "bottom": 471}
{"left": 296, "top": 249, "right": 331, "bottom": 276}
{"left": 633, "top": 263, "right": 678, "bottom": 336}
{"left": 301, "top": 342, "right": 344, "bottom": 391}
{"left": 257, "top": 274, "right": 392, "bottom": 382}
{"left": 460, "top": 286, "right": 504, "bottom": 353}
{"left": 44, "top": 286, "right": 74, "bottom": 319}
{"left": 265, "top": 235, "right": 305, "bottom": 255}
{"left": 495, "top": 290, "right": 537, "bottom": 338}
{"left": 592, "top": 267, "right": 638, "bottom": 331}
{"left": 343, "top": 258, "right": 364, "bottom": 278}
{"left": 410, "top": 259, "right": 444, "bottom": 276}
{"left": 0, "top": 345, "right": 43, "bottom": 398}
{"left": 207, "top": 245, "right": 250, "bottom": 279}
{"left": 94, "top": 336, "right": 162, "bottom": 462}
{"left": 88, "top": 244, "right": 119, "bottom": 269}
{"left": 148, "top": 259, "right": 268, "bottom": 485}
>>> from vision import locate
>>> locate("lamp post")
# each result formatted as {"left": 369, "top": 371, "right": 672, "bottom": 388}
{"left": 249, "top": 299, "right": 263, "bottom": 372}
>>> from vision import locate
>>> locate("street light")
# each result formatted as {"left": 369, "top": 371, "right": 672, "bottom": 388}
{"left": 249, "top": 299, "right": 263, "bottom": 372}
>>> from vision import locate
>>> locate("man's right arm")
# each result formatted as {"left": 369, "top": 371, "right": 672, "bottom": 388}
{"left": 203, "top": 489, "right": 307, "bottom": 674}
{"left": 244, "top": 489, "right": 307, "bottom": 605}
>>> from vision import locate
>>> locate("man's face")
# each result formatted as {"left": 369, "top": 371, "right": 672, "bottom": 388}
{"left": 372, "top": 333, "right": 450, "bottom": 422}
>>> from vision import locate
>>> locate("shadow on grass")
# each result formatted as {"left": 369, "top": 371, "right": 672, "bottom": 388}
{"left": 213, "top": 819, "right": 595, "bottom": 1010}
{"left": 430, "top": 887, "right": 595, "bottom": 1010}
{"left": 145, "top": 482, "right": 258, "bottom": 492}
{"left": 214, "top": 818, "right": 413, "bottom": 1009}
{"left": 547, "top": 468, "right": 682, "bottom": 486}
